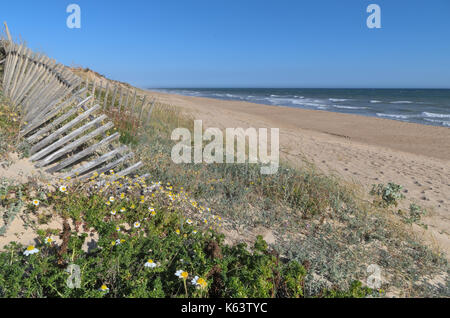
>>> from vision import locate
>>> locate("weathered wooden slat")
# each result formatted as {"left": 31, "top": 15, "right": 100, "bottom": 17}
{"left": 81, "top": 151, "right": 134, "bottom": 180}
{"left": 117, "top": 87, "right": 124, "bottom": 115}
{"left": 26, "top": 96, "right": 91, "bottom": 142}
{"left": 138, "top": 95, "right": 147, "bottom": 124}
{"left": 103, "top": 82, "right": 110, "bottom": 110}
{"left": 10, "top": 48, "right": 32, "bottom": 104}
{"left": 91, "top": 79, "right": 96, "bottom": 105}
{"left": 64, "top": 145, "right": 128, "bottom": 179}
{"left": 3, "top": 43, "right": 20, "bottom": 94}
{"left": 146, "top": 99, "right": 156, "bottom": 125}
{"left": 109, "top": 85, "right": 117, "bottom": 110}
{"left": 1, "top": 43, "right": 13, "bottom": 88}
{"left": 46, "top": 132, "right": 120, "bottom": 173}
{"left": 36, "top": 122, "right": 114, "bottom": 168}
{"left": 0, "top": 38, "right": 13, "bottom": 84}
{"left": 31, "top": 73, "right": 65, "bottom": 112}
{"left": 8, "top": 45, "right": 27, "bottom": 96}
{"left": 111, "top": 161, "right": 143, "bottom": 181}
{"left": 29, "top": 104, "right": 102, "bottom": 154}
{"left": 31, "top": 85, "right": 87, "bottom": 123}
{"left": 28, "top": 63, "right": 62, "bottom": 106}
{"left": 30, "top": 114, "right": 108, "bottom": 162}
{"left": 11, "top": 53, "right": 45, "bottom": 105}
{"left": 4, "top": 43, "right": 22, "bottom": 94}
{"left": 9, "top": 47, "right": 28, "bottom": 103}
{"left": 25, "top": 62, "right": 64, "bottom": 114}
{"left": 20, "top": 57, "right": 54, "bottom": 113}
{"left": 124, "top": 89, "right": 130, "bottom": 114}
{"left": 23, "top": 93, "right": 90, "bottom": 137}
{"left": 2, "top": 35, "right": 138, "bottom": 181}
{"left": 27, "top": 85, "right": 81, "bottom": 125}
{"left": 131, "top": 90, "right": 137, "bottom": 116}
{"left": 97, "top": 82, "right": 103, "bottom": 104}
{"left": 2, "top": 42, "right": 16, "bottom": 92}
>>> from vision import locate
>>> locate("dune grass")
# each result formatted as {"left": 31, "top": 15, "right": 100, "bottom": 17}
{"left": 0, "top": 72, "right": 448, "bottom": 297}
{"left": 128, "top": 100, "right": 448, "bottom": 297}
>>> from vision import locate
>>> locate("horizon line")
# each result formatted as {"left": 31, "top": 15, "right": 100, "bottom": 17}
{"left": 145, "top": 87, "right": 450, "bottom": 90}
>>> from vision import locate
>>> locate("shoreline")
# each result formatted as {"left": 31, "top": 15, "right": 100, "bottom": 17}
{"left": 147, "top": 89, "right": 450, "bottom": 160}
{"left": 145, "top": 89, "right": 450, "bottom": 258}
{"left": 148, "top": 88, "right": 450, "bottom": 129}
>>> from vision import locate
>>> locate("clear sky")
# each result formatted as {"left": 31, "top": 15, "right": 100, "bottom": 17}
{"left": 2, "top": 0, "right": 449, "bottom": 88}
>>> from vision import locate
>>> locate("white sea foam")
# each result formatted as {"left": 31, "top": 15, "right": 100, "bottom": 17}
{"left": 370, "top": 100, "right": 382, "bottom": 103}
{"left": 376, "top": 113, "right": 413, "bottom": 119}
{"left": 265, "top": 97, "right": 328, "bottom": 109}
{"left": 422, "top": 112, "right": 450, "bottom": 118}
{"left": 329, "top": 98, "right": 349, "bottom": 102}
{"left": 423, "top": 118, "right": 450, "bottom": 126}
{"left": 390, "top": 101, "right": 413, "bottom": 104}
{"left": 333, "top": 105, "right": 368, "bottom": 110}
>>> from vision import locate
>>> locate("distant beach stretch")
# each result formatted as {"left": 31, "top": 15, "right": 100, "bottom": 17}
{"left": 151, "top": 88, "right": 450, "bottom": 128}
{"left": 146, "top": 89, "right": 450, "bottom": 257}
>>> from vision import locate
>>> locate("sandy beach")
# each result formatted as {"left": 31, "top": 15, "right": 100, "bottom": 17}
{"left": 147, "top": 90, "right": 450, "bottom": 257}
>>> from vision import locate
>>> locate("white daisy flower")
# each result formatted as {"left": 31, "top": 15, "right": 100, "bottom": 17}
{"left": 186, "top": 219, "right": 193, "bottom": 225}
{"left": 144, "top": 259, "right": 157, "bottom": 268}
{"left": 59, "top": 185, "right": 67, "bottom": 193}
{"left": 116, "top": 226, "right": 121, "bottom": 232}
{"left": 175, "top": 269, "right": 188, "bottom": 279}
{"left": 110, "top": 210, "right": 117, "bottom": 216}
{"left": 120, "top": 207, "right": 126, "bottom": 213}
{"left": 32, "top": 200, "right": 40, "bottom": 207}
{"left": 191, "top": 276, "right": 199, "bottom": 285}
{"left": 134, "top": 222, "right": 141, "bottom": 228}
{"left": 191, "top": 276, "right": 207, "bottom": 289}
{"left": 109, "top": 196, "right": 115, "bottom": 202}
{"left": 99, "top": 284, "right": 109, "bottom": 293}
{"left": 23, "top": 245, "right": 39, "bottom": 256}
{"left": 44, "top": 237, "right": 53, "bottom": 245}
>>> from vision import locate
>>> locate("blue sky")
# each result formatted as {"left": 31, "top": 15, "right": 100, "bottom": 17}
{"left": 2, "top": 0, "right": 450, "bottom": 88}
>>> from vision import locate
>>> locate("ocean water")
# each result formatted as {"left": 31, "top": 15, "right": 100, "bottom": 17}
{"left": 149, "top": 88, "right": 450, "bottom": 128}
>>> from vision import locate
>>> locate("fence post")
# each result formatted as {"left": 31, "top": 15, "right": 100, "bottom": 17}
{"left": 103, "top": 81, "right": 110, "bottom": 110}
{"left": 146, "top": 99, "right": 155, "bottom": 126}
{"left": 138, "top": 95, "right": 147, "bottom": 125}
{"left": 110, "top": 84, "right": 117, "bottom": 112}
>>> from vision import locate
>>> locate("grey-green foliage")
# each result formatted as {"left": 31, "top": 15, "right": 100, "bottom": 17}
{"left": 0, "top": 131, "right": 7, "bottom": 155}
{"left": 405, "top": 203, "right": 427, "bottom": 226}
{"left": 0, "top": 179, "right": 24, "bottom": 236}
{"left": 370, "top": 182, "right": 405, "bottom": 207}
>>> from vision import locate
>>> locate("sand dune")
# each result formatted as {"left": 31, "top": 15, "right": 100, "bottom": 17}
{"left": 147, "top": 90, "right": 450, "bottom": 257}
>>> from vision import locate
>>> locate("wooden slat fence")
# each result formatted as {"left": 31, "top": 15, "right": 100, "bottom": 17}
{"left": 0, "top": 26, "right": 158, "bottom": 182}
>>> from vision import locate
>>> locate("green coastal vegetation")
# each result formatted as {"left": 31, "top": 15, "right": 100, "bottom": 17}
{"left": 0, "top": 71, "right": 448, "bottom": 298}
